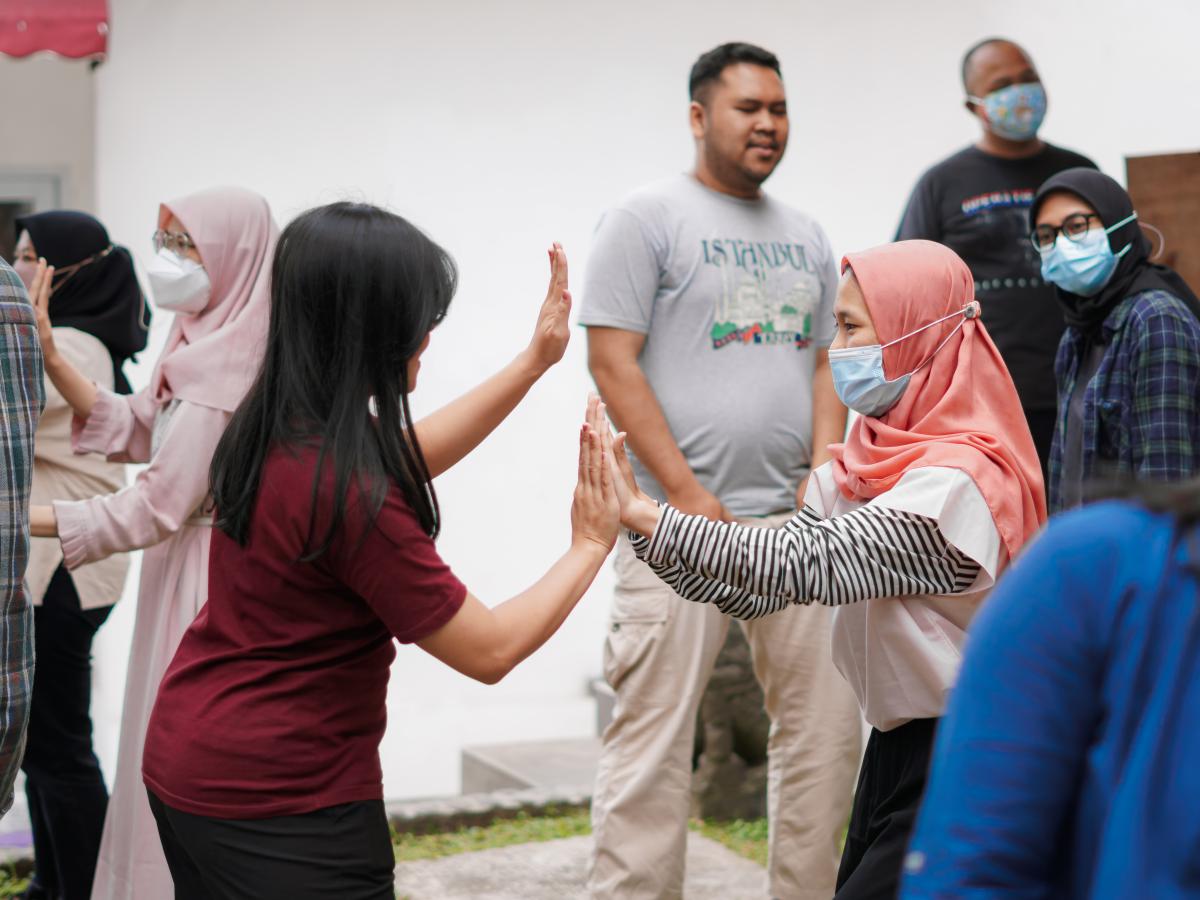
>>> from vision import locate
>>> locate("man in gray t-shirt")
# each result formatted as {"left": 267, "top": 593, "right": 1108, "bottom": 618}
{"left": 581, "top": 43, "right": 861, "bottom": 900}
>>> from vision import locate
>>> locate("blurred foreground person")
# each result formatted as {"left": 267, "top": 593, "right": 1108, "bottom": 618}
{"left": 0, "top": 259, "right": 44, "bottom": 823}
{"left": 902, "top": 479, "right": 1200, "bottom": 899}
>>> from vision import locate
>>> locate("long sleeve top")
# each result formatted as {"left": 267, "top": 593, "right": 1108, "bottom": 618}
{"left": 1050, "top": 289, "right": 1200, "bottom": 512}
{"left": 27, "top": 328, "right": 130, "bottom": 608}
{"left": 634, "top": 464, "right": 1005, "bottom": 730}
{"left": 900, "top": 501, "right": 1200, "bottom": 900}
{"left": 53, "top": 387, "right": 230, "bottom": 569}
{"left": 0, "top": 288, "right": 43, "bottom": 818}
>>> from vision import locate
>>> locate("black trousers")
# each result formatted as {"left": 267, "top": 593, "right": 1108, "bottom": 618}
{"left": 148, "top": 791, "right": 395, "bottom": 900}
{"left": 834, "top": 717, "right": 937, "bottom": 900}
{"left": 20, "top": 565, "right": 113, "bottom": 900}
{"left": 1023, "top": 407, "right": 1057, "bottom": 489}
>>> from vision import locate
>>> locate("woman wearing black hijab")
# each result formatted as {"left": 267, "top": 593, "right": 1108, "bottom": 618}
{"left": 11, "top": 211, "right": 149, "bottom": 900}
{"left": 1030, "top": 168, "right": 1200, "bottom": 513}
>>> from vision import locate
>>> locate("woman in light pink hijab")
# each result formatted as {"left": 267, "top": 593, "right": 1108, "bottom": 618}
{"left": 28, "top": 186, "right": 278, "bottom": 900}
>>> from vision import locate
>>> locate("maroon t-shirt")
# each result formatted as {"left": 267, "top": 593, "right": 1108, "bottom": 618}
{"left": 142, "top": 447, "right": 466, "bottom": 819}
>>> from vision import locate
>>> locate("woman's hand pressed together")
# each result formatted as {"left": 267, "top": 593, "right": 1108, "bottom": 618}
{"left": 585, "top": 396, "right": 663, "bottom": 538}
{"left": 572, "top": 394, "right": 620, "bottom": 554}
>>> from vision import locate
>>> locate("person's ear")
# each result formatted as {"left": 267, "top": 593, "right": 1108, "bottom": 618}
{"left": 689, "top": 100, "right": 706, "bottom": 141}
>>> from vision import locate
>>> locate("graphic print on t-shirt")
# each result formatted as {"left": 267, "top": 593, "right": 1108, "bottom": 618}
{"left": 702, "top": 238, "right": 820, "bottom": 350}
{"left": 958, "top": 188, "right": 1046, "bottom": 291}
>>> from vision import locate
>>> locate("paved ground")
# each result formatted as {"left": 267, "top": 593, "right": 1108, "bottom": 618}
{"left": 394, "top": 832, "right": 766, "bottom": 899}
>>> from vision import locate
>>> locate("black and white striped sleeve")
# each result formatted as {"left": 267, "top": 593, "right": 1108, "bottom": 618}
{"left": 628, "top": 504, "right": 982, "bottom": 620}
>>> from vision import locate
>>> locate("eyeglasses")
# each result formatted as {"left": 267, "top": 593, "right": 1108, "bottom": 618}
{"left": 1030, "top": 213, "right": 1101, "bottom": 251}
{"left": 152, "top": 229, "right": 197, "bottom": 255}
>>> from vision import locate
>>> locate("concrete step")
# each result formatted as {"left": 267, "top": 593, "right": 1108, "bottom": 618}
{"left": 460, "top": 737, "right": 601, "bottom": 795}
{"left": 589, "top": 676, "right": 615, "bottom": 735}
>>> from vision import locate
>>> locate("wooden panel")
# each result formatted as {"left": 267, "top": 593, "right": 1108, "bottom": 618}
{"left": 1126, "top": 151, "right": 1200, "bottom": 296}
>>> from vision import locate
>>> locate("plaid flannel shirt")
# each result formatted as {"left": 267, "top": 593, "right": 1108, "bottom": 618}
{"left": 0, "top": 260, "right": 44, "bottom": 817}
{"left": 1049, "top": 289, "right": 1200, "bottom": 512}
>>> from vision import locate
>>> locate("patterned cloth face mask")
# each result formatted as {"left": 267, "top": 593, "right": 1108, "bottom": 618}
{"left": 1038, "top": 213, "right": 1137, "bottom": 297}
{"left": 828, "top": 302, "right": 981, "bottom": 418}
{"left": 968, "top": 82, "right": 1047, "bottom": 142}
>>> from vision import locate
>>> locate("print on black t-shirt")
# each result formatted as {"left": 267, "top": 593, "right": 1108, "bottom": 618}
{"left": 896, "top": 143, "right": 1096, "bottom": 410}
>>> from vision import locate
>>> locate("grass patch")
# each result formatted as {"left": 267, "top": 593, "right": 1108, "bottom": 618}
{"left": 393, "top": 810, "right": 592, "bottom": 862}
{"left": 391, "top": 810, "right": 769, "bottom": 867}
{"left": 0, "top": 865, "right": 29, "bottom": 898}
{"left": 689, "top": 817, "right": 769, "bottom": 867}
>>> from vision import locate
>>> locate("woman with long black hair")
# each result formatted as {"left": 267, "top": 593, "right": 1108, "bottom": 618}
{"left": 11, "top": 211, "right": 148, "bottom": 900}
{"left": 141, "top": 202, "right": 618, "bottom": 899}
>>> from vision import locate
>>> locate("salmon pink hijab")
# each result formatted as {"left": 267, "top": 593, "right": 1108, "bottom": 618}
{"left": 830, "top": 240, "right": 1046, "bottom": 559}
{"left": 149, "top": 187, "right": 278, "bottom": 413}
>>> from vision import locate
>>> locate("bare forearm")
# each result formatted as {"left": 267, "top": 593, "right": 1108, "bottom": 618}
{"left": 414, "top": 350, "right": 545, "bottom": 479}
{"left": 486, "top": 540, "right": 608, "bottom": 678}
{"left": 44, "top": 354, "right": 98, "bottom": 419}
{"left": 592, "top": 361, "right": 696, "bottom": 496}
{"left": 30, "top": 505, "right": 57, "bottom": 539}
{"left": 810, "top": 351, "right": 846, "bottom": 469}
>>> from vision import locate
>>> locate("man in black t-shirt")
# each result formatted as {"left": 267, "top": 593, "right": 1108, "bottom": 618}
{"left": 896, "top": 38, "right": 1095, "bottom": 476}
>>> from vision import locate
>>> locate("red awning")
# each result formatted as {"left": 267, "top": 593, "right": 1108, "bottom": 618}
{"left": 0, "top": 0, "right": 108, "bottom": 60}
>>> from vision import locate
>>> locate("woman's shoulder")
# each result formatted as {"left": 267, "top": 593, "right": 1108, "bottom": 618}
{"left": 1122, "top": 289, "right": 1200, "bottom": 331}
{"left": 52, "top": 327, "right": 111, "bottom": 373}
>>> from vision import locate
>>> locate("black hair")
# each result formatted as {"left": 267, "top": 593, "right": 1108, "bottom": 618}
{"left": 209, "top": 202, "right": 456, "bottom": 557}
{"left": 1098, "top": 478, "right": 1200, "bottom": 528}
{"left": 688, "top": 42, "right": 781, "bottom": 104}
{"left": 961, "top": 36, "right": 1018, "bottom": 92}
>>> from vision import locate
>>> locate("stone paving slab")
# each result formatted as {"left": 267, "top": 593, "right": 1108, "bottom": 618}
{"left": 394, "top": 832, "right": 766, "bottom": 899}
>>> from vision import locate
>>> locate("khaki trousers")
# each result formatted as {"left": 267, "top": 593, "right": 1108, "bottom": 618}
{"left": 588, "top": 514, "right": 863, "bottom": 900}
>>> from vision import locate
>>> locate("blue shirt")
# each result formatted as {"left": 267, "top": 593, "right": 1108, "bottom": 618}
{"left": 1049, "top": 289, "right": 1200, "bottom": 512}
{"left": 899, "top": 501, "right": 1200, "bottom": 899}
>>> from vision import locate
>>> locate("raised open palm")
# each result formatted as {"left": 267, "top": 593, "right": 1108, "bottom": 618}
{"left": 28, "top": 258, "right": 59, "bottom": 365}
{"left": 527, "top": 242, "right": 571, "bottom": 371}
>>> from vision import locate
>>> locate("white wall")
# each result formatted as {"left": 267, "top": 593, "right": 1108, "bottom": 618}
{"left": 0, "top": 54, "right": 95, "bottom": 207}
{"left": 91, "top": 0, "right": 1200, "bottom": 800}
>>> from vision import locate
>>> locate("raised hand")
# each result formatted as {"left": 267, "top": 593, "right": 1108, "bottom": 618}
{"left": 571, "top": 400, "right": 620, "bottom": 552}
{"left": 29, "top": 258, "right": 59, "bottom": 366}
{"left": 526, "top": 242, "right": 572, "bottom": 373}
{"left": 585, "top": 393, "right": 662, "bottom": 537}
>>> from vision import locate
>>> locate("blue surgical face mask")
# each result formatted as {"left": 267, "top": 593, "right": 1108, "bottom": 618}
{"left": 1039, "top": 213, "right": 1137, "bottom": 297}
{"left": 828, "top": 303, "right": 980, "bottom": 418}
{"left": 967, "top": 82, "right": 1047, "bottom": 142}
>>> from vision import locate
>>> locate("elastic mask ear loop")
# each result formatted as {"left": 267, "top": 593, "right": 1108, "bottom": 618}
{"left": 883, "top": 301, "right": 980, "bottom": 378}
{"left": 137, "top": 290, "right": 151, "bottom": 332}
{"left": 49, "top": 245, "right": 113, "bottom": 297}
{"left": 1104, "top": 212, "right": 1139, "bottom": 260}
{"left": 1140, "top": 222, "right": 1166, "bottom": 260}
